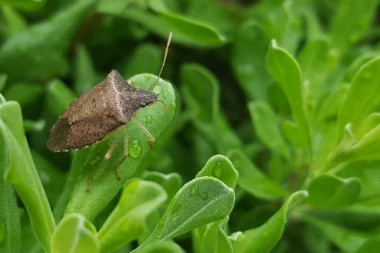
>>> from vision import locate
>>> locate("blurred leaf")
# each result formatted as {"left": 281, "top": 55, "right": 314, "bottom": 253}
{"left": 298, "top": 38, "right": 330, "bottom": 102}
{"left": 0, "top": 0, "right": 46, "bottom": 12}
{"left": 51, "top": 213, "right": 99, "bottom": 253}
{"left": 99, "top": 1, "right": 226, "bottom": 47}
{"left": 200, "top": 217, "right": 232, "bottom": 253}
{"left": 196, "top": 154, "right": 238, "bottom": 189}
{"left": 142, "top": 171, "right": 182, "bottom": 203}
{"left": 0, "top": 113, "right": 21, "bottom": 253}
{"left": 31, "top": 151, "right": 66, "bottom": 207}
{"left": 249, "top": 101, "right": 290, "bottom": 160}
{"left": 281, "top": 120, "right": 304, "bottom": 148}
{"left": 181, "top": 63, "right": 242, "bottom": 153}
{"left": 135, "top": 241, "right": 183, "bottom": 253}
{"left": 330, "top": 0, "right": 378, "bottom": 49}
{"left": 3, "top": 83, "right": 44, "bottom": 107}
{"left": 136, "top": 177, "right": 235, "bottom": 250}
{"left": 0, "top": 101, "right": 55, "bottom": 252}
{"left": 355, "top": 233, "right": 380, "bottom": 253}
{"left": 0, "top": 74, "right": 7, "bottom": 92}
{"left": 306, "top": 216, "right": 371, "bottom": 252}
{"left": 233, "top": 191, "right": 308, "bottom": 253}
{"left": 1, "top": 5, "right": 27, "bottom": 38}
{"left": 232, "top": 21, "right": 271, "bottom": 101}
{"left": 122, "top": 43, "right": 162, "bottom": 79}
{"left": 65, "top": 74, "right": 176, "bottom": 221}
{"left": 74, "top": 45, "right": 99, "bottom": 95}
{"left": 46, "top": 79, "right": 76, "bottom": 118}
{"left": 228, "top": 149, "right": 287, "bottom": 200}
{"left": 267, "top": 40, "right": 311, "bottom": 156}
{"left": 0, "top": 0, "right": 97, "bottom": 82}
{"left": 337, "top": 56, "right": 380, "bottom": 141}
{"left": 307, "top": 174, "right": 361, "bottom": 208}
{"left": 98, "top": 180, "right": 167, "bottom": 253}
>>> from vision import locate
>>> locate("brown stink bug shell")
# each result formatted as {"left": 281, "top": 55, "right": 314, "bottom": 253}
{"left": 47, "top": 70, "right": 157, "bottom": 152}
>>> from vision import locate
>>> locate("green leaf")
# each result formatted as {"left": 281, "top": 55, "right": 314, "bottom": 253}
{"left": 53, "top": 148, "right": 92, "bottom": 222}
{"left": 0, "top": 74, "right": 7, "bottom": 93}
{"left": 142, "top": 171, "right": 182, "bottom": 203}
{"left": 228, "top": 149, "right": 287, "bottom": 200}
{"left": 249, "top": 101, "right": 290, "bottom": 159}
{"left": 0, "top": 101, "right": 55, "bottom": 252}
{"left": 45, "top": 79, "right": 76, "bottom": 118}
{"left": 122, "top": 43, "right": 162, "bottom": 79}
{"left": 355, "top": 234, "right": 380, "bottom": 253}
{"left": 136, "top": 177, "right": 235, "bottom": 250}
{"left": 233, "top": 191, "right": 308, "bottom": 253}
{"left": 0, "top": 0, "right": 46, "bottom": 12}
{"left": 1, "top": 5, "right": 27, "bottom": 38}
{"left": 337, "top": 56, "right": 380, "bottom": 141}
{"left": 51, "top": 214, "right": 99, "bottom": 253}
{"left": 3, "top": 83, "right": 44, "bottom": 108}
{"left": 65, "top": 74, "right": 176, "bottom": 221}
{"left": 0, "top": 0, "right": 97, "bottom": 81}
{"left": 74, "top": 45, "right": 99, "bottom": 95}
{"left": 307, "top": 174, "right": 361, "bottom": 208}
{"left": 181, "top": 63, "right": 241, "bottom": 153}
{"left": 232, "top": 21, "right": 271, "bottom": 101}
{"left": 298, "top": 38, "right": 330, "bottom": 101}
{"left": 330, "top": 0, "right": 378, "bottom": 49}
{"left": 0, "top": 115, "right": 21, "bottom": 253}
{"left": 98, "top": 180, "right": 167, "bottom": 253}
{"left": 266, "top": 40, "right": 311, "bottom": 156}
{"left": 196, "top": 154, "right": 238, "bottom": 189}
{"left": 200, "top": 217, "right": 232, "bottom": 253}
{"left": 99, "top": 1, "right": 226, "bottom": 48}
{"left": 306, "top": 216, "right": 370, "bottom": 252}
{"left": 135, "top": 241, "right": 183, "bottom": 253}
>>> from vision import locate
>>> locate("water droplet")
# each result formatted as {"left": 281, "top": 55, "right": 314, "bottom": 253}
{"left": 200, "top": 191, "right": 209, "bottom": 200}
{"left": 145, "top": 116, "right": 152, "bottom": 124}
{"left": 154, "top": 85, "right": 162, "bottom": 95}
{"left": 129, "top": 139, "right": 142, "bottom": 158}
{"left": 362, "top": 71, "right": 372, "bottom": 79}
{"left": 190, "top": 185, "right": 199, "bottom": 196}
{"left": 213, "top": 162, "right": 223, "bottom": 178}
{"left": 0, "top": 221, "right": 5, "bottom": 245}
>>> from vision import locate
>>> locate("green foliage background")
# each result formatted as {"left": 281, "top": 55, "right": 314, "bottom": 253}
{"left": 1, "top": 0, "right": 380, "bottom": 252}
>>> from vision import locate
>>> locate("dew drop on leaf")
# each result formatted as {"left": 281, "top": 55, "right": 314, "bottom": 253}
{"left": 163, "top": 91, "right": 168, "bottom": 99}
{"left": 213, "top": 162, "right": 223, "bottom": 178}
{"left": 129, "top": 139, "right": 142, "bottom": 158}
{"left": 145, "top": 116, "right": 152, "bottom": 124}
{"left": 154, "top": 85, "right": 162, "bottom": 95}
{"left": 200, "top": 191, "right": 209, "bottom": 200}
{"left": 190, "top": 185, "right": 199, "bottom": 197}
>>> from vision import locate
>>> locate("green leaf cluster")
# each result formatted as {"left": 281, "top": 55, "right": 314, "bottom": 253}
{"left": 2, "top": 0, "right": 380, "bottom": 252}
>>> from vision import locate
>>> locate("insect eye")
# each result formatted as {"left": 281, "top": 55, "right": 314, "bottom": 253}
{"left": 140, "top": 101, "right": 146, "bottom": 107}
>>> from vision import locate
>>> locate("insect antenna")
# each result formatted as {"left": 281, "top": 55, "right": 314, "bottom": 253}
{"left": 150, "top": 32, "right": 172, "bottom": 91}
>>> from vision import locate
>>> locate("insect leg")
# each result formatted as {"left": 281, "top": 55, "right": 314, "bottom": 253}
{"left": 86, "top": 141, "right": 117, "bottom": 192}
{"left": 115, "top": 133, "right": 128, "bottom": 181}
{"left": 133, "top": 118, "right": 155, "bottom": 148}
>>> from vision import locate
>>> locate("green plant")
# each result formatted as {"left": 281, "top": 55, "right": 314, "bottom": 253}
{"left": 1, "top": 0, "right": 380, "bottom": 252}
